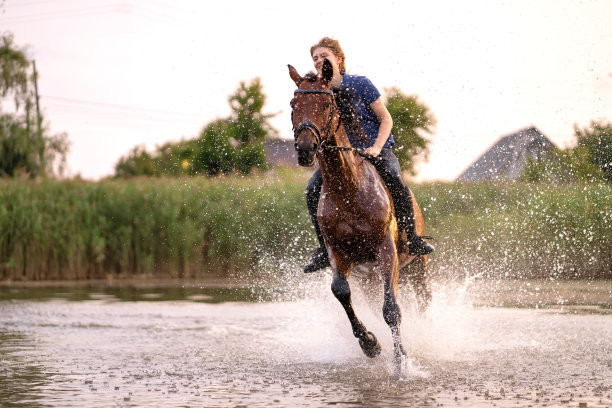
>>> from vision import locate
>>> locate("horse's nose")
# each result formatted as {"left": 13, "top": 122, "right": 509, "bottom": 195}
{"left": 294, "top": 134, "right": 317, "bottom": 154}
{"left": 295, "top": 137, "right": 317, "bottom": 166}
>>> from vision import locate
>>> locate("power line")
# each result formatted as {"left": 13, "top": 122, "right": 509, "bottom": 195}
{"left": 2, "top": 0, "right": 100, "bottom": 8}
{"left": 0, "top": 3, "right": 128, "bottom": 24}
{"left": 41, "top": 94, "right": 203, "bottom": 119}
{"left": 0, "top": 0, "right": 195, "bottom": 26}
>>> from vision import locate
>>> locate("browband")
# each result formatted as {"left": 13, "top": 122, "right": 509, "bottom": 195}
{"left": 294, "top": 89, "right": 333, "bottom": 95}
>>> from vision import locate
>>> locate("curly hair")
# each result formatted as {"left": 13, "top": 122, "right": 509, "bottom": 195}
{"left": 310, "top": 37, "right": 346, "bottom": 73}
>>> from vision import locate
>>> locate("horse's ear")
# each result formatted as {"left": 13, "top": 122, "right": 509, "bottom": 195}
{"left": 288, "top": 65, "right": 303, "bottom": 86}
{"left": 322, "top": 59, "right": 334, "bottom": 84}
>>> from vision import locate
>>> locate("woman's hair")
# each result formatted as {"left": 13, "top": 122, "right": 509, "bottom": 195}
{"left": 310, "top": 37, "right": 346, "bottom": 73}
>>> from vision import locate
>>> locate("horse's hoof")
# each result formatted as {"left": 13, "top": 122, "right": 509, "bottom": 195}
{"left": 359, "top": 331, "right": 382, "bottom": 358}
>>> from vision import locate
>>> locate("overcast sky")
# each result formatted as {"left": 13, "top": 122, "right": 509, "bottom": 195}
{"left": 2, "top": 0, "right": 611, "bottom": 181}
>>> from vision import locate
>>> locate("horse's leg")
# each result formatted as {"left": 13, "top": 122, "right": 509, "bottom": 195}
{"left": 377, "top": 231, "right": 406, "bottom": 367}
{"left": 330, "top": 254, "right": 381, "bottom": 358}
{"left": 406, "top": 255, "right": 431, "bottom": 312}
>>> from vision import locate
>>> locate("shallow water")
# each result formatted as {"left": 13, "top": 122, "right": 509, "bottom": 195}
{"left": 0, "top": 277, "right": 610, "bottom": 407}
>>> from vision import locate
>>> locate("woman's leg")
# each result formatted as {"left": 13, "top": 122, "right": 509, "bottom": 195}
{"left": 304, "top": 170, "right": 330, "bottom": 272}
{"left": 368, "top": 149, "right": 433, "bottom": 256}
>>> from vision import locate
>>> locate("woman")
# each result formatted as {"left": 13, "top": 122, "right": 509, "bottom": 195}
{"left": 304, "top": 37, "right": 434, "bottom": 273}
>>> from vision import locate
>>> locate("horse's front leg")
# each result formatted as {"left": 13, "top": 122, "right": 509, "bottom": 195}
{"left": 377, "top": 231, "right": 407, "bottom": 368}
{"left": 329, "top": 253, "right": 381, "bottom": 358}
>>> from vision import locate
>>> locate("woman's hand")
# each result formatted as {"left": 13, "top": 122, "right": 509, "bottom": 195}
{"left": 364, "top": 144, "right": 383, "bottom": 157}
{"left": 367, "top": 98, "right": 393, "bottom": 158}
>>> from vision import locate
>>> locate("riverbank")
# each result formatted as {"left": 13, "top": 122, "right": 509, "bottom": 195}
{"left": 1, "top": 169, "right": 611, "bottom": 280}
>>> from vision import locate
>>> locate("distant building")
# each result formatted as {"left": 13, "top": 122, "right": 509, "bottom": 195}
{"left": 457, "top": 126, "right": 556, "bottom": 182}
{"left": 264, "top": 138, "right": 298, "bottom": 166}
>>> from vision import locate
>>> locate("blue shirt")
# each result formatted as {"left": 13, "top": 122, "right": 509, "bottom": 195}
{"left": 340, "top": 74, "right": 395, "bottom": 149}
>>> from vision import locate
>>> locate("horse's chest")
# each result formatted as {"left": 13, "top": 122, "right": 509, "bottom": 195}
{"left": 318, "top": 188, "right": 390, "bottom": 243}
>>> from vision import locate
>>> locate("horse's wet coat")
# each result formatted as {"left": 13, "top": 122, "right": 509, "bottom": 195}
{"left": 289, "top": 60, "right": 431, "bottom": 373}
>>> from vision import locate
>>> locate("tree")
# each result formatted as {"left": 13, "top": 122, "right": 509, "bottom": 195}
{"left": 521, "top": 145, "right": 604, "bottom": 183}
{"left": 0, "top": 33, "right": 30, "bottom": 110}
{"left": 191, "top": 119, "right": 235, "bottom": 176}
{"left": 228, "top": 78, "right": 277, "bottom": 144}
{"left": 114, "top": 145, "right": 158, "bottom": 178}
{"left": 575, "top": 120, "right": 612, "bottom": 183}
{"left": 0, "top": 32, "right": 69, "bottom": 178}
{"left": 114, "top": 78, "right": 278, "bottom": 178}
{"left": 384, "top": 88, "right": 435, "bottom": 175}
{"left": 226, "top": 78, "right": 277, "bottom": 173}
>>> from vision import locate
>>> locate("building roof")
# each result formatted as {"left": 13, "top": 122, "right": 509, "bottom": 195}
{"left": 457, "top": 127, "right": 556, "bottom": 182}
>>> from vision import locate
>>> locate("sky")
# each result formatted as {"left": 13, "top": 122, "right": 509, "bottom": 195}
{"left": 1, "top": 0, "right": 611, "bottom": 181}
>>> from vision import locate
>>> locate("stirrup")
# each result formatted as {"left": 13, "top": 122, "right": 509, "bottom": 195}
{"left": 408, "top": 235, "right": 434, "bottom": 256}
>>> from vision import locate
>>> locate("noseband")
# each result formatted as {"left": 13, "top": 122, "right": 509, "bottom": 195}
{"left": 292, "top": 88, "right": 339, "bottom": 149}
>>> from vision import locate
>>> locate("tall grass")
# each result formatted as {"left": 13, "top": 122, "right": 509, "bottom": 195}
{"left": 416, "top": 182, "right": 612, "bottom": 279}
{"left": 1, "top": 171, "right": 610, "bottom": 281}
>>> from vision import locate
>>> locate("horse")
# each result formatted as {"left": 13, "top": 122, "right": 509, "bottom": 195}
{"left": 288, "top": 59, "right": 431, "bottom": 373}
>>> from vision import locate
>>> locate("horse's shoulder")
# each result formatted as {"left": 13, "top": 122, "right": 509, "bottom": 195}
{"left": 359, "top": 161, "right": 390, "bottom": 197}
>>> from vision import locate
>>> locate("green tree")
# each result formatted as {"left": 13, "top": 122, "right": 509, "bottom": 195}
{"left": 0, "top": 33, "right": 30, "bottom": 110}
{"left": 227, "top": 78, "right": 277, "bottom": 173}
{"left": 114, "top": 78, "right": 277, "bottom": 178}
{"left": 521, "top": 145, "right": 604, "bottom": 184}
{"left": 0, "top": 33, "right": 69, "bottom": 177}
{"left": 228, "top": 78, "right": 277, "bottom": 144}
{"left": 189, "top": 119, "right": 234, "bottom": 176}
{"left": 384, "top": 87, "right": 435, "bottom": 175}
{"left": 575, "top": 120, "right": 612, "bottom": 183}
{"left": 114, "top": 145, "right": 158, "bottom": 178}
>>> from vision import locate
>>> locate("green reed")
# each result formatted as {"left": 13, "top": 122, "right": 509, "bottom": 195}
{"left": 415, "top": 182, "right": 612, "bottom": 279}
{"left": 1, "top": 172, "right": 610, "bottom": 281}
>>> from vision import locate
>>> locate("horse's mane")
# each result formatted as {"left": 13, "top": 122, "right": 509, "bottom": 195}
{"left": 302, "top": 71, "right": 369, "bottom": 146}
{"left": 333, "top": 87, "right": 369, "bottom": 146}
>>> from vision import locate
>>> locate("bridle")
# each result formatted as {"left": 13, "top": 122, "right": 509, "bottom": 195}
{"left": 292, "top": 87, "right": 381, "bottom": 159}
{"left": 292, "top": 88, "right": 340, "bottom": 151}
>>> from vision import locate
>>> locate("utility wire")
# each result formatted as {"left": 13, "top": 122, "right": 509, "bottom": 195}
{"left": 41, "top": 95, "right": 203, "bottom": 119}
{"left": 0, "top": 0, "right": 196, "bottom": 26}
{"left": 0, "top": 4, "right": 128, "bottom": 23}
{"left": 2, "top": 0, "right": 104, "bottom": 8}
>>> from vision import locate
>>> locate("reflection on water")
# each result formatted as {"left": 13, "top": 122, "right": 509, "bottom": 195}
{"left": 0, "top": 284, "right": 277, "bottom": 304}
{"left": 0, "top": 331, "right": 48, "bottom": 408}
{"left": 0, "top": 278, "right": 610, "bottom": 407}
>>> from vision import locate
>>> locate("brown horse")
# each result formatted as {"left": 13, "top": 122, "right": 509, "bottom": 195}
{"left": 289, "top": 60, "right": 431, "bottom": 372}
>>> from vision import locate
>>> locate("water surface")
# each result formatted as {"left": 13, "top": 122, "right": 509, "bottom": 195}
{"left": 1, "top": 278, "right": 610, "bottom": 407}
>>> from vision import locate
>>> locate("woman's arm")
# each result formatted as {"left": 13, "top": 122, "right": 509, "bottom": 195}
{"left": 363, "top": 97, "right": 393, "bottom": 157}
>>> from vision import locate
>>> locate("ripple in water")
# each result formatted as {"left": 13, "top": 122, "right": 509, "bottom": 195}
{"left": 0, "top": 275, "right": 610, "bottom": 407}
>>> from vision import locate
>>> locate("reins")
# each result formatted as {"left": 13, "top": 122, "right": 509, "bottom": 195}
{"left": 293, "top": 88, "right": 385, "bottom": 160}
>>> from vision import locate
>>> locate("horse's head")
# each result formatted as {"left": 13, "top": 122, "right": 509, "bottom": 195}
{"left": 288, "top": 59, "right": 336, "bottom": 167}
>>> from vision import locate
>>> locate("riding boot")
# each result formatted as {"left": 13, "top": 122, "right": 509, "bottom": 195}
{"left": 304, "top": 245, "right": 330, "bottom": 273}
{"left": 304, "top": 172, "right": 330, "bottom": 273}
{"left": 396, "top": 191, "right": 434, "bottom": 256}
{"left": 304, "top": 214, "right": 330, "bottom": 273}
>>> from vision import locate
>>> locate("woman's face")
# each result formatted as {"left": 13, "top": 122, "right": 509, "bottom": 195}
{"left": 312, "top": 47, "right": 342, "bottom": 77}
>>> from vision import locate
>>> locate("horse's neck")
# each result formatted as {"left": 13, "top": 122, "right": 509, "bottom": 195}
{"left": 318, "top": 126, "right": 362, "bottom": 196}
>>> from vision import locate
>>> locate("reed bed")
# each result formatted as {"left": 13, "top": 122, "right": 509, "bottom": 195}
{"left": 1, "top": 170, "right": 610, "bottom": 281}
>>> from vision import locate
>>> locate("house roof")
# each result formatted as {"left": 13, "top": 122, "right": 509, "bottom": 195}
{"left": 457, "top": 127, "right": 556, "bottom": 182}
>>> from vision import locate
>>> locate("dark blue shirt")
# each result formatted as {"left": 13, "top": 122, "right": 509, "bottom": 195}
{"left": 340, "top": 74, "right": 395, "bottom": 149}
